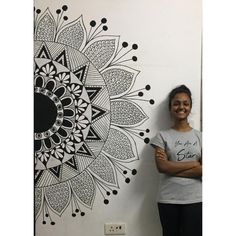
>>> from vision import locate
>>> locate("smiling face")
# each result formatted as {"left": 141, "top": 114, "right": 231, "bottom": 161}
{"left": 170, "top": 92, "right": 192, "bottom": 121}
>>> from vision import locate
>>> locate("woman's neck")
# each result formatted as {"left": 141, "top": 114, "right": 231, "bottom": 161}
{"left": 172, "top": 120, "right": 192, "bottom": 131}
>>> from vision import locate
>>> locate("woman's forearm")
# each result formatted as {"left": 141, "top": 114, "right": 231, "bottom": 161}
{"left": 174, "top": 165, "right": 202, "bottom": 178}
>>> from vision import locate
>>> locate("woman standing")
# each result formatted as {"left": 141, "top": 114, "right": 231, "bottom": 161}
{"left": 152, "top": 85, "right": 202, "bottom": 236}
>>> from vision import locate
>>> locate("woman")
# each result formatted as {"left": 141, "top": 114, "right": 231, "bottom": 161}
{"left": 152, "top": 85, "right": 202, "bottom": 236}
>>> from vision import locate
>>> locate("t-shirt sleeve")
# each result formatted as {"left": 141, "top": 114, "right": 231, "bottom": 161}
{"left": 150, "top": 131, "right": 166, "bottom": 149}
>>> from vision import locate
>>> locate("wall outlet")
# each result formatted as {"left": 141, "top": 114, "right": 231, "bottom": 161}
{"left": 104, "top": 223, "right": 126, "bottom": 235}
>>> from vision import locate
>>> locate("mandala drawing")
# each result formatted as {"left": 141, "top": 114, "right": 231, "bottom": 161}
{"left": 34, "top": 5, "right": 154, "bottom": 225}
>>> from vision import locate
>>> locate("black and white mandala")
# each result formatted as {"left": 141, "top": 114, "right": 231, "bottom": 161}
{"left": 34, "top": 5, "right": 154, "bottom": 225}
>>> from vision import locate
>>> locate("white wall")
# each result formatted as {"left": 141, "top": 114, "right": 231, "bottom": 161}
{"left": 34, "top": 0, "right": 202, "bottom": 235}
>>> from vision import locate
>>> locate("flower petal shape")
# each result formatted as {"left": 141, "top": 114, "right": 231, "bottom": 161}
{"left": 56, "top": 16, "right": 86, "bottom": 51}
{"left": 102, "top": 65, "right": 139, "bottom": 98}
{"left": 70, "top": 170, "right": 95, "bottom": 208}
{"left": 44, "top": 182, "right": 71, "bottom": 216}
{"left": 83, "top": 36, "right": 119, "bottom": 71}
{"left": 35, "top": 187, "right": 43, "bottom": 219}
{"left": 111, "top": 99, "right": 147, "bottom": 127}
{"left": 88, "top": 153, "right": 118, "bottom": 187}
{"left": 35, "top": 8, "right": 56, "bottom": 41}
{"left": 102, "top": 126, "right": 138, "bottom": 162}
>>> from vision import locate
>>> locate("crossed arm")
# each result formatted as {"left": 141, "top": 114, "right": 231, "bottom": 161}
{"left": 155, "top": 147, "right": 202, "bottom": 178}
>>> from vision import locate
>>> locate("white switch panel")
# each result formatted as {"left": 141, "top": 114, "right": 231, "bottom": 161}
{"left": 104, "top": 223, "right": 126, "bottom": 235}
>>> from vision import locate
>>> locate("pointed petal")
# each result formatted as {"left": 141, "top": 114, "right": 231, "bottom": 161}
{"left": 83, "top": 36, "right": 119, "bottom": 71}
{"left": 111, "top": 99, "right": 148, "bottom": 127}
{"left": 35, "top": 187, "right": 43, "bottom": 219}
{"left": 102, "top": 65, "right": 139, "bottom": 98}
{"left": 103, "top": 126, "right": 139, "bottom": 162}
{"left": 56, "top": 16, "right": 87, "bottom": 50}
{"left": 70, "top": 171, "right": 95, "bottom": 208}
{"left": 88, "top": 153, "right": 118, "bottom": 187}
{"left": 35, "top": 8, "right": 56, "bottom": 41}
{"left": 44, "top": 182, "right": 71, "bottom": 216}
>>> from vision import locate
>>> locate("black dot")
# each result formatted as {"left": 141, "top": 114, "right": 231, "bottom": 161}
{"left": 101, "top": 18, "right": 107, "bottom": 24}
{"left": 72, "top": 213, "right": 76, "bottom": 217}
{"left": 145, "top": 85, "right": 151, "bottom": 90}
{"left": 132, "top": 56, "right": 137, "bottom": 61}
{"left": 125, "top": 178, "right": 130, "bottom": 183}
{"left": 62, "top": 5, "right": 68, "bottom": 11}
{"left": 34, "top": 7, "right": 35, "bottom": 11}
{"left": 132, "top": 44, "right": 138, "bottom": 50}
{"left": 104, "top": 199, "right": 109, "bottom": 204}
{"left": 122, "top": 42, "right": 128, "bottom": 48}
{"left": 103, "top": 26, "right": 108, "bottom": 31}
{"left": 90, "top": 20, "right": 96, "bottom": 27}
{"left": 132, "top": 169, "right": 137, "bottom": 175}
{"left": 106, "top": 191, "right": 111, "bottom": 196}
{"left": 123, "top": 170, "right": 127, "bottom": 175}
{"left": 45, "top": 214, "right": 49, "bottom": 217}
{"left": 146, "top": 129, "right": 150, "bottom": 133}
{"left": 113, "top": 190, "right": 118, "bottom": 195}
{"left": 144, "top": 138, "right": 150, "bottom": 144}
{"left": 75, "top": 209, "right": 79, "bottom": 213}
{"left": 139, "top": 132, "right": 144, "bottom": 137}
{"left": 138, "top": 92, "right": 143, "bottom": 97}
{"left": 63, "top": 16, "right": 68, "bottom": 21}
{"left": 149, "top": 99, "right": 155, "bottom": 105}
{"left": 36, "top": 9, "right": 41, "bottom": 14}
{"left": 56, "top": 9, "right": 61, "bottom": 14}
{"left": 42, "top": 221, "right": 46, "bottom": 224}
{"left": 51, "top": 222, "right": 55, "bottom": 225}
{"left": 81, "top": 212, "right": 85, "bottom": 216}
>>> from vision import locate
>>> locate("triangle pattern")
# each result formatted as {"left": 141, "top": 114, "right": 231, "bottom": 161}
{"left": 85, "top": 86, "right": 102, "bottom": 101}
{"left": 54, "top": 49, "right": 69, "bottom": 68}
{"left": 91, "top": 105, "right": 107, "bottom": 121}
{"left": 76, "top": 143, "right": 93, "bottom": 157}
{"left": 48, "top": 165, "right": 61, "bottom": 179}
{"left": 37, "top": 44, "right": 52, "bottom": 59}
{"left": 64, "top": 156, "right": 78, "bottom": 171}
{"left": 35, "top": 170, "right": 44, "bottom": 185}
{"left": 73, "top": 64, "right": 89, "bottom": 84}
{"left": 86, "top": 126, "right": 102, "bottom": 141}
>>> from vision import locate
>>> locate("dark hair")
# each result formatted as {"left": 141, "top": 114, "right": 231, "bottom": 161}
{"left": 168, "top": 85, "right": 192, "bottom": 109}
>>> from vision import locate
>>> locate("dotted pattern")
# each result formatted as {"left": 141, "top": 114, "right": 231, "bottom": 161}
{"left": 57, "top": 22, "right": 84, "bottom": 50}
{"left": 111, "top": 100, "right": 146, "bottom": 126}
{"left": 103, "top": 128, "right": 135, "bottom": 160}
{"left": 84, "top": 40, "right": 116, "bottom": 70}
{"left": 70, "top": 171, "right": 95, "bottom": 207}
{"left": 45, "top": 182, "right": 70, "bottom": 214}
{"left": 36, "top": 13, "right": 55, "bottom": 41}
{"left": 35, "top": 187, "right": 43, "bottom": 217}
{"left": 88, "top": 154, "right": 116, "bottom": 184}
{"left": 102, "top": 68, "right": 133, "bottom": 96}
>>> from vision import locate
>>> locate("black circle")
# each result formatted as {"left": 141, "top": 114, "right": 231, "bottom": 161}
{"left": 103, "top": 26, "right": 108, "bottom": 31}
{"left": 132, "top": 56, "right": 137, "bottom": 61}
{"left": 138, "top": 92, "right": 143, "bottom": 97}
{"left": 75, "top": 209, "right": 79, "bottom": 213}
{"left": 106, "top": 191, "right": 110, "bottom": 196}
{"left": 72, "top": 213, "right": 76, "bottom": 217}
{"left": 81, "top": 212, "right": 85, "bottom": 216}
{"left": 101, "top": 18, "right": 107, "bottom": 24}
{"left": 125, "top": 178, "right": 130, "bottom": 183}
{"left": 42, "top": 221, "right": 46, "bottom": 224}
{"left": 145, "top": 85, "right": 151, "bottom": 90}
{"left": 149, "top": 99, "right": 155, "bottom": 105}
{"left": 123, "top": 170, "right": 127, "bottom": 175}
{"left": 63, "top": 16, "right": 68, "bottom": 21}
{"left": 56, "top": 9, "right": 61, "bottom": 14}
{"left": 112, "top": 190, "right": 118, "bottom": 195}
{"left": 122, "top": 42, "right": 128, "bottom": 48}
{"left": 90, "top": 20, "right": 96, "bottom": 27}
{"left": 62, "top": 5, "right": 68, "bottom": 11}
{"left": 139, "top": 132, "right": 144, "bottom": 137}
{"left": 104, "top": 199, "right": 109, "bottom": 204}
{"left": 34, "top": 93, "right": 57, "bottom": 133}
{"left": 144, "top": 138, "right": 150, "bottom": 144}
{"left": 132, "top": 169, "right": 137, "bottom": 175}
{"left": 45, "top": 213, "right": 49, "bottom": 217}
{"left": 146, "top": 129, "right": 150, "bottom": 133}
{"left": 51, "top": 222, "right": 55, "bottom": 225}
{"left": 132, "top": 44, "right": 138, "bottom": 50}
{"left": 36, "top": 9, "right": 41, "bottom": 14}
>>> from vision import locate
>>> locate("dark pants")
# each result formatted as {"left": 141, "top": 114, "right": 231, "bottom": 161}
{"left": 158, "top": 202, "right": 202, "bottom": 236}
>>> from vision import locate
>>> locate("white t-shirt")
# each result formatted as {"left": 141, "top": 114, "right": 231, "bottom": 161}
{"left": 152, "top": 128, "right": 202, "bottom": 204}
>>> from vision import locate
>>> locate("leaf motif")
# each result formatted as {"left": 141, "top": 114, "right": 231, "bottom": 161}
{"left": 35, "top": 187, "right": 43, "bottom": 219}
{"left": 111, "top": 99, "right": 147, "bottom": 127}
{"left": 88, "top": 153, "right": 118, "bottom": 187}
{"left": 44, "top": 182, "right": 71, "bottom": 216}
{"left": 70, "top": 171, "right": 95, "bottom": 208}
{"left": 56, "top": 16, "right": 87, "bottom": 51}
{"left": 103, "top": 126, "right": 139, "bottom": 162}
{"left": 83, "top": 36, "right": 119, "bottom": 71}
{"left": 35, "top": 8, "right": 56, "bottom": 41}
{"left": 102, "top": 65, "right": 139, "bottom": 98}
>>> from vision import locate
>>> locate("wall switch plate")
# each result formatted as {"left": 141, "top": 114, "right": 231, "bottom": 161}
{"left": 104, "top": 223, "right": 126, "bottom": 235}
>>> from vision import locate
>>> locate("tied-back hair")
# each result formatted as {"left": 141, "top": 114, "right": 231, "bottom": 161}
{"left": 168, "top": 85, "right": 192, "bottom": 109}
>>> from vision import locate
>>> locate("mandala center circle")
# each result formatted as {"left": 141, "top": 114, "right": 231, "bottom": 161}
{"left": 34, "top": 93, "right": 57, "bottom": 133}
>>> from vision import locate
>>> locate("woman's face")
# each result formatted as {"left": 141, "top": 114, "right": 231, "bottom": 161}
{"left": 170, "top": 92, "right": 191, "bottom": 121}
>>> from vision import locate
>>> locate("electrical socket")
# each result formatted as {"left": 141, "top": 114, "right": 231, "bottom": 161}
{"left": 104, "top": 223, "right": 126, "bottom": 235}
